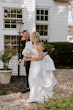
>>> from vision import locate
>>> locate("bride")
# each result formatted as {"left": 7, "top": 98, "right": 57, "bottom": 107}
{"left": 24, "top": 32, "right": 57, "bottom": 103}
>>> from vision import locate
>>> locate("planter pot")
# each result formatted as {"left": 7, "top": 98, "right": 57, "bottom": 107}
{"left": 0, "top": 69, "right": 12, "bottom": 84}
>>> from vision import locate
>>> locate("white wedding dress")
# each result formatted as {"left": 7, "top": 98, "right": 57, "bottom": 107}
{"left": 27, "top": 48, "right": 57, "bottom": 103}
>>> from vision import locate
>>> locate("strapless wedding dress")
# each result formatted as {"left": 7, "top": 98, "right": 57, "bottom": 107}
{"left": 27, "top": 48, "right": 57, "bottom": 103}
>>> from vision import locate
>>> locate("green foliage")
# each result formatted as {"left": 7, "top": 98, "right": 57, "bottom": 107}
{"left": 54, "top": 0, "right": 69, "bottom": 3}
{"left": 0, "top": 50, "right": 16, "bottom": 70}
{"left": 44, "top": 42, "right": 73, "bottom": 68}
{"left": 35, "top": 93, "right": 73, "bottom": 110}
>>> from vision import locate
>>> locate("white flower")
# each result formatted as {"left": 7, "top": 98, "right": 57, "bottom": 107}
{"left": 22, "top": 48, "right": 32, "bottom": 57}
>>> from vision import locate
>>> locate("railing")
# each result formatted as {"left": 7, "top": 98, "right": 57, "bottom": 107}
{"left": 0, "top": 0, "right": 23, "bottom": 3}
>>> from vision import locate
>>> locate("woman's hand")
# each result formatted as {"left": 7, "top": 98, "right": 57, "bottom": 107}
{"left": 24, "top": 57, "right": 32, "bottom": 61}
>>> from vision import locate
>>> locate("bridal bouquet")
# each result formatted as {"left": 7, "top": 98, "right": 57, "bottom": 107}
{"left": 22, "top": 48, "right": 32, "bottom": 57}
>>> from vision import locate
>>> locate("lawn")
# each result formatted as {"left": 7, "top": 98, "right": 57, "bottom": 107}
{"left": 35, "top": 93, "right": 73, "bottom": 110}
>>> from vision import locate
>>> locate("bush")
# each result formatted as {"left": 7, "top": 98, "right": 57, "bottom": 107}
{"left": 44, "top": 42, "right": 73, "bottom": 68}
{"left": 35, "top": 93, "right": 73, "bottom": 110}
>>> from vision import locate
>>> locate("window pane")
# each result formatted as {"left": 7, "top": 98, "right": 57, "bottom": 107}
{"left": 41, "top": 10, "right": 44, "bottom": 15}
{"left": 17, "top": 14, "right": 22, "bottom": 18}
{"left": 11, "top": 36, "right": 16, "bottom": 44}
{"left": 36, "top": 10, "right": 40, "bottom": 14}
{"left": 17, "top": 9, "right": 22, "bottom": 13}
{"left": 40, "top": 31, "right": 43, "bottom": 35}
{"left": 4, "top": 9, "right": 10, "bottom": 13}
{"left": 5, "top": 36, "right": 10, "bottom": 45}
{"left": 4, "top": 13, "right": 10, "bottom": 17}
{"left": 11, "top": 46, "right": 17, "bottom": 51}
{"left": 45, "top": 10, "right": 48, "bottom": 15}
{"left": 11, "top": 9, "right": 16, "bottom": 13}
{"left": 45, "top": 25, "right": 47, "bottom": 30}
{"left": 36, "top": 25, "right": 48, "bottom": 36}
{"left": 5, "top": 46, "right": 10, "bottom": 51}
{"left": 5, "top": 19, "right": 10, "bottom": 23}
{"left": 11, "top": 20, "right": 16, "bottom": 23}
{"left": 41, "top": 16, "right": 44, "bottom": 20}
{"left": 11, "top": 24, "right": 16, "bottom": 28}
{"left": 40, "top": 25, "right": 43, "bottom": 30}
{"left": 45, "top": 16, "right": 48, "bottom": 21}
{"left": 36, "top": 16, "right": 40, "bottom": 20}
{"left": 44, "top": 31, "right": 47, "bottom": 35}
{"left": 5, "top": 24, "right": 10, "bottom": 28}
{"left": 36, "top": 25, "right": 40, "bottom": 30}
{"left": 11, "top": 14, "right": 16, "bottom": 18}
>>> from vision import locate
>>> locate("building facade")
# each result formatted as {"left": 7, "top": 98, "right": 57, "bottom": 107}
{"left": 0, "top": 0, "right": 69, "bottom": 75}
{"left": 68, "top": 3, "right": 73, "bottom": 42}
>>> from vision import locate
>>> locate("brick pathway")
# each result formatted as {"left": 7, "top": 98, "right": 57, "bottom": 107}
{"left": 0, "top": 69, "right": 73, "bottom": 110}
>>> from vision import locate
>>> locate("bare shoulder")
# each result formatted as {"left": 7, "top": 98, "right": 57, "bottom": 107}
{"left": 37, "top": 44, "right": 43, "bottom": 51}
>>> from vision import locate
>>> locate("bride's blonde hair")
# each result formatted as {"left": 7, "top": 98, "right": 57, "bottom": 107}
{"left": 32, "top": 31, "right": 44, "bottom": 49}
{"left": 32, "top": 32, "right": 41, "bottom": 44}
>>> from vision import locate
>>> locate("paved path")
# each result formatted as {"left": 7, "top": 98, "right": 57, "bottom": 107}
{"left": 0, "top": 69, "right": 73, "bottom": 110}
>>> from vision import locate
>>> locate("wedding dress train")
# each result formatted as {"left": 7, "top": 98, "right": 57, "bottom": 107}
{"left": 27, "top": 48, "right": 57, "bottom": 103}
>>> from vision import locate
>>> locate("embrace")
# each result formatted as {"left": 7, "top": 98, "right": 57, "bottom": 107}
{"left": 18, "top": 30, "right": 57, "bottom": 104}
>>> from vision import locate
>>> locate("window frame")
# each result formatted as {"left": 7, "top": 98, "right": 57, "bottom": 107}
{"left": 4, "top": 8, "right": 23, "bottom": 29}
{"left": 36, "top": 8, "right": 49, "bottom": 39}
{"left": 4, "top": 35, "right": 19, "bottom": 51}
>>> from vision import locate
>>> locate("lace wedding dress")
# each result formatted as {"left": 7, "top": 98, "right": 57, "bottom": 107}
{"left": 27, "top": 48, "right": 57, "bottom": 103}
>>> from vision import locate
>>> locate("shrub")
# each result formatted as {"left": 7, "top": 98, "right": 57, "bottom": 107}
{"left": 44, "top": 42, "right": 73, "bottom": 68}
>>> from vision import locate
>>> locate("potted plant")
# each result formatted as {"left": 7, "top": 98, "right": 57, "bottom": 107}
{"left": 0, "top": 50, "right": 15, "bottom": 84}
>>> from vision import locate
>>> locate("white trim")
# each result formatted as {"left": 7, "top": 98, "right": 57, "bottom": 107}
{"left": 1, "top": 0, "right": 24, "bottom": 3}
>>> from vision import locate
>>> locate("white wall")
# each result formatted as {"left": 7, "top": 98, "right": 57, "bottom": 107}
{"left": 48, "top": 3, "right": 68, "bottom": 42}
{"left": 36, "top": 0, "right": 68, "bottom": 42}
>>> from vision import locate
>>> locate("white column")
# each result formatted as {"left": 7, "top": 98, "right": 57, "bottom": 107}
{"left": 24, "top": 0, "right": 36, "bottom": 33}
{"left": 0, "top": 3, "right": 4, "bottom": 51}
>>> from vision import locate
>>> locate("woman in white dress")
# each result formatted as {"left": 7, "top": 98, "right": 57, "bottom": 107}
{"left": 24, "top": 32, "right": 57, "bottom": 103}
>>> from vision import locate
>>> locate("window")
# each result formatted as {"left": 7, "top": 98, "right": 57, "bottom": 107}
{"left": 36, "top": 9, "right": 48, "bottom": 21}
{"left": 4, "top": 8, "right": 22, "bottom": 28}
{"left": 4, "top": 35, "right": 18, "bottom": 51}
{"left": 36, "top": 9, "right": 48, "bottom": 36}
{"left": 36, "top": 25, "right": 48, "bottom": 36}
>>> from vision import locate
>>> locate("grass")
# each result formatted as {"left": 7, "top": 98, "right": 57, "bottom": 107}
{"left": 34, "top": 93, "right": 73, "bottom": 110}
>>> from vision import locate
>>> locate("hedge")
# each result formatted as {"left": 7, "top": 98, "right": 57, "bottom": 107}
{"left": 44, "top": 42, "right": 73, "bottom": 68}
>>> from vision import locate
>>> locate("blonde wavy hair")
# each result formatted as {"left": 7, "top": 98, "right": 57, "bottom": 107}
{"left": 31, "top": 31, "right": 44, "bottom": 49}
{"left": 31, "top": 32, "right": 42, "bottom": 44}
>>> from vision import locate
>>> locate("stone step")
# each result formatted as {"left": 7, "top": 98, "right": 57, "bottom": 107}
{"left": 0, "top": 93, "right": 22, "bottom": 104}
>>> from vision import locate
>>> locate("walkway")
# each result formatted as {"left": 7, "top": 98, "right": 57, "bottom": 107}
{"left": 0, "top": 69, "right": 73, "bottom": 110}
